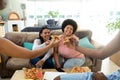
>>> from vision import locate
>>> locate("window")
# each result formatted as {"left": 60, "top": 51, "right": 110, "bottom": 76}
{"left": 26, "top": 0, "right": 81, "bottom": 26}
{"left": 25, "top": 0, "right": 120, "bottom": 45}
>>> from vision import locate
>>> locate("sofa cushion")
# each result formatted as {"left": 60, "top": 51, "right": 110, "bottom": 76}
{"left": 23, "top": 42, "right": 33, "bottom": 50}
{"left": 4, "top": 32, "right": 39, "bottom": 46}
{"left": 6, "top": 58, "right": 33, "bottom": 70}
{"left": 51, "top": 30, "right": 62, "bottom": 35}
{"left": 4, "top": 32, "right": 27, "bottom": 46}
{"left": 78, "top": 37, "right": 94, "bottom": 49}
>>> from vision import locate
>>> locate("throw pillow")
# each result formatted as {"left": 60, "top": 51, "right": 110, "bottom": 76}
{"left": 78, "top": 37, "right": 94, "bottom": 49}
{"left": 23, "top": 42, "right": 33, "bottom": 50}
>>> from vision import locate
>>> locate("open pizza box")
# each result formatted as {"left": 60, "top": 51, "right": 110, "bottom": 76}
{"left": 43, "top": 67, "right": 91, "bottom": 80}
{"left": 23, "top": 67, "right": 91, "bottom": 80}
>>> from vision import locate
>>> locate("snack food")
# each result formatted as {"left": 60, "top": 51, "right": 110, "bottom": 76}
{"left": 63, "top": 37, "right": 71, "bottom": 44}
{"left": 51, "top": 35, "right": 59, "bottom": 40}
{"left": 70, "top": 66, "right": 91, "bottom": 73}
{"left": 23, "top": 67, "right": 43, "bottom": 80}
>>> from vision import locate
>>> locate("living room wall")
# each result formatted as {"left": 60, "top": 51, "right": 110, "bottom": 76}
{"left": 0, "top": 0, "right": 119, "bottom": 45}
{"left": 0, "top": 0, "right": 25, "bottom": 21}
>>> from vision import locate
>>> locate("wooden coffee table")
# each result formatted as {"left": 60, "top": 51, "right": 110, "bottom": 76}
{"left": 11, "top": 68, "right": 71, "bottom": 80}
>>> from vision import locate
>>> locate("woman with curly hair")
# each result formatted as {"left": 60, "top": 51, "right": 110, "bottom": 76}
{"left": 54, "top": 19, "right": 85, "bottom": 71}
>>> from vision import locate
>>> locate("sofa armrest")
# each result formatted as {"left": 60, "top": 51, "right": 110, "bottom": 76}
{"left": 91, "top": 59, "right": 102, "bottom": 72}
{"left": 0, "top": 53, "right": 9, "bottom": 64}
{"left": 0, "top": 53, "right": 10, "bottom": 77}
{"left": 88, "top": 40, "right": 104, "bottom": 72}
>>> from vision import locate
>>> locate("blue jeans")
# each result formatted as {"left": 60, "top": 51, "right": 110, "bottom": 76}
{"left": 106, "top": 69, "right": 120, "bottom": 80}
{"left": 63, "top": 57, "right": 85, "bottom": 68}
{"left": 59, "top": 69, "right": 120, "bottom": 80}
{"left": 30, "top": 56, "right": 54, "bottom": 68}
{"left": 60, "top": 72, "right": 93, "bottom": 80}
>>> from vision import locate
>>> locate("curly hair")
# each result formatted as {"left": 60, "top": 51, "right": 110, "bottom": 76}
{"left": 61, "top": 19, "right": 78, "bottom": 34}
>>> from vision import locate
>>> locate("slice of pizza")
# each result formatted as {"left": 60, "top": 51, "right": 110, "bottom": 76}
{"left": 70, "top": 66, "right": 91, "bottom": 73}
{"left": 63, "top": 37, "right": 71, "bottom": 44}
{"left": 51, "top": 35, "right": 60, "bottom": 40}
{"left": 23, "top": 67, "right": 43, "bottom": 80}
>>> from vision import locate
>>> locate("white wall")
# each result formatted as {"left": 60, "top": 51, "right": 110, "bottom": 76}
{"left": 3, "top": 0, "right": 119, "bottom": 45}
{"left": 5, "top": 20, "right": 24, "bottom": 32}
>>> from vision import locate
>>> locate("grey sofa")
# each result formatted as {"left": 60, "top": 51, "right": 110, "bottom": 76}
{"left": 21, "top": 26, "right": 61, "bottom": 32}
{"left": 0, "top": 30, "right": 104, "bottom": 78}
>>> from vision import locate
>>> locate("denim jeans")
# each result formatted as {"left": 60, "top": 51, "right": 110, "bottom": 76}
{"left": 59, "top": 69, "right": 120, "bottom": 80}
{"left": 60, "top": 72, "right": 93, "bottom": 80}
{"left": 63, "top": 57, "right": 85, "bottom": 68}
{"left": 30, "top": 56, "right": 54, "bottom": 68}
{"left": 106, "top": 69, "right": 120, "bottom": 80}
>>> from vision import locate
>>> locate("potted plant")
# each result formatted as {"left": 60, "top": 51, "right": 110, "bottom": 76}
{"left": 47, "top": 11, "right": 59, "bottom": 27}
{"left": 48, "top": 11, "right": 59, "bottom": 18}
{"left": 106, "top": 18, "right": 120, "bottom": 33}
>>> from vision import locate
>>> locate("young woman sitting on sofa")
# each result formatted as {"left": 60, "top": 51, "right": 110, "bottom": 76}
{"left": 54, "top": 19, "right": 85, "bottom": 70}
{"left": 0, "top": 35, "right": 59, "bottom": 59}
{"left": 30, "top": 26, "right": 55, "bottom": 68}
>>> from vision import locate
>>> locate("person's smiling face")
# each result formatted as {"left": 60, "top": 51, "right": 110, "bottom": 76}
{"left": 40, "top": 29, "right": 51, "bottom": 41}
{"left": 64, "top": 25, "right": 73, "bottom": 36}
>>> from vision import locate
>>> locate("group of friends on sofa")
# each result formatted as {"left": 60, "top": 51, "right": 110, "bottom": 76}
{"left": 0, "top": 19, "right": 120, "bottom": 80}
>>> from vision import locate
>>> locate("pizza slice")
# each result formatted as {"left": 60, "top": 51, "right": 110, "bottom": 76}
{"left": 63, "top": 37, "right": 71, "bottom": 44}
{"left": 70, "top": 66, "right": 91, "bottom": 73}
{"left": 51, "top": 35, "right": 60, "bottom": 40}
{"left": 23, "top": 67, "right": 43, "bottom": 80}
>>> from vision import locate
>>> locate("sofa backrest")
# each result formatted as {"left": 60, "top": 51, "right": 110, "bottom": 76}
{"left": 51, "top": 30, "right": 92, "bottom": 40}
{"left": 4, "top": 29, "right": 92, "bottom": 46}
{"left": 4, "top": 32, "right": 39, "bottom": 46}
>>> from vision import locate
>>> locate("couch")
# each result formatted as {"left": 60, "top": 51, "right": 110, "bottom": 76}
{"left": 21, "top": 26, "right": 61, "bottom": 32}
{"left": 0, "top": 29, "right": 104, "bottom": 78}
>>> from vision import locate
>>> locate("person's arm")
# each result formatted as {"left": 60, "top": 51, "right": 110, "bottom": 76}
{"left": 76, "top": 31, "right": 120, "bottom": 59}
{"left": 53, "top": 46, "right": 61, "bottom": 68}
{"left": 42, "top": 48, "right": 53, "bottom": 61}
{"left": 0, "top": 37, "right": 59, "bottom": 59}
{"left": 71, "top": 34, "right": 79, "bottom": 42}
{"left": 53, "top": 46, "right": 64, "bottom": 72}
{"left": 32, "top": 39, "right": 46, "bottom": 50}
{"left": 33, "top": 39, "right": 53, "bottom": 61}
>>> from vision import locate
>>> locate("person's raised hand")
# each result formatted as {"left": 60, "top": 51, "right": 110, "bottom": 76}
{"left": 63, "top": 37, "right": 71, "bottom": 45}
{"left": 49, "top": 38, "right": 61, "bottom": 47}
{"left": 45, "top": 40, "right": 50, "bottom": 45}
{"left": 71, "top": 34, "right": 79, "bottom": 42}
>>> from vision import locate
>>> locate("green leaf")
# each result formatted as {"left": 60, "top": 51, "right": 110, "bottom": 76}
{"left": 106, "top": 18, "right": 120, "bottom": 34}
